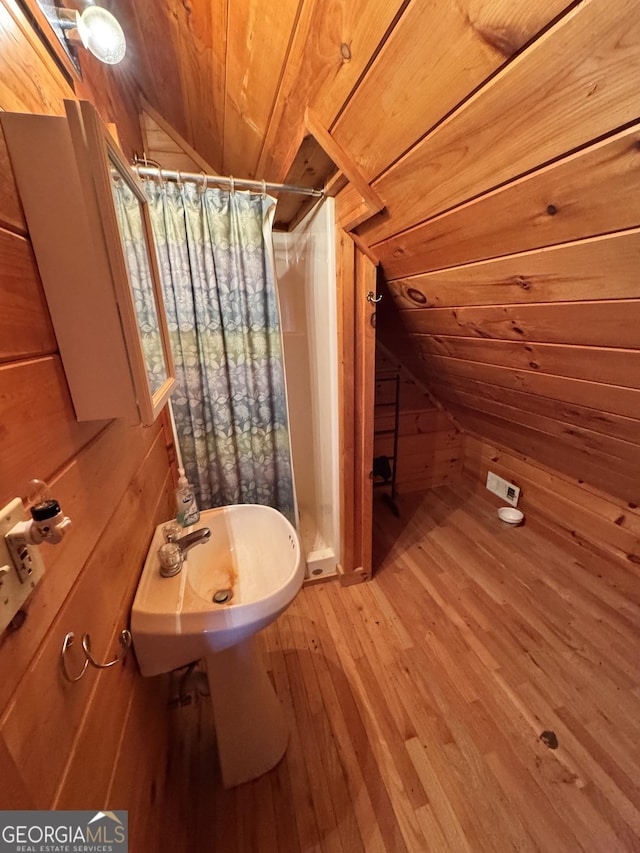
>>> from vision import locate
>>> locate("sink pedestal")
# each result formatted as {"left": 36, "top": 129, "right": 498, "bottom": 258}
{"left": 205, "top": 637, "right": 289, "bottom": 788}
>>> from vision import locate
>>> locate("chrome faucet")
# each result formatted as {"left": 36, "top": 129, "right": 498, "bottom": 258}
{"left": 174, "top": 527, "right": 211, "bottom": 558}
{"left": 157, "top": 526, "right": 211, "bottom": 578}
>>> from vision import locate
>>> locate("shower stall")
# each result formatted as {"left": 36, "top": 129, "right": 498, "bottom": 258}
{"left": 273, "top": 198, "right": 340, "bottom": 579}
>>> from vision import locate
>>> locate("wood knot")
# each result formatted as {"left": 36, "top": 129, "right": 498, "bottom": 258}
{"left": 529, "top": 361, "right": 539, "bottom": 369}
{"left": 340, "top": 43, "right": 352, "bottom": 61}
{"left": 540, "top": 730, "right": 558, "bottom": 750}
{"left": 614, "top": 515, "right": 625, "bottom": 526}
{"left": 406, "top": 287, "right": 427, "bottom": 304}
{"left": 472, "top": 23, "right": 522, "bottom": 58}
{"left": 512, "top": 325, "right": 524, "bottom": 335}
{"left": 547, "top": 204, "right": 558, "bottom": 216}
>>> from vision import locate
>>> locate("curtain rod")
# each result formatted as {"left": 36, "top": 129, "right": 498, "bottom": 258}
{"left": 132, "top": 164, "right": 325, "bottom": 198}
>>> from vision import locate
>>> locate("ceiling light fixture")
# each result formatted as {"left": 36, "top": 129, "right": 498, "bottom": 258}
{"left": 56, "top": 4, "right": 126, "bottom": 66}
{"left": 75, "top": 6, "right": 126, "bottom": 65}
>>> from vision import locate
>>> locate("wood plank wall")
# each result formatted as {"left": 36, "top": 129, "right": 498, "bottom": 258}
{"left": 124, "top": 0, "right": 640, "bottom": 509}
{"left": 374, "top": 349, "right": 463, "bottom": 493}
{"left": 362, "top": 0, "right": 640, "bottom": 507}
{"left": 463, "top": 435, "right": 640, "bottom": 571}
{"left": 0, "top": 1, "right": 175, "bottom": 843}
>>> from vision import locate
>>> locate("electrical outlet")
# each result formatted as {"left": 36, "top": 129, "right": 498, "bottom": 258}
{"left": 0, "top": 498, "right": 45, "bottom": 633}
{"left": 486, "top": 471, "right": 520, "bottom": 507}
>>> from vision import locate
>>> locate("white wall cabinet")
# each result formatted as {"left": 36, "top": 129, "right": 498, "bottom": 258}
{"left": 1, "top": 100, "right": 176, "bottom": 426}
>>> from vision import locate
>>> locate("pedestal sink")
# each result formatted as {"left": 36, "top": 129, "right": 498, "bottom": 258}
{"left": 131, "top": 504, "right": 304, "bottom": 787}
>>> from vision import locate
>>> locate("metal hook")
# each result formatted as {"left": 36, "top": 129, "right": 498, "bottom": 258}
{"left": 60, "top": 632, "right": 89, "bottom": 683}
{"left": 82, "top": 630, "right": 132, "bottom": 670}
{"left": 367, "top": 291, "right": 383, "bottom": 304}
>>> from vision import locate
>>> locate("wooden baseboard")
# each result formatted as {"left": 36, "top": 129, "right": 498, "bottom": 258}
{"left": 302, "top": 571, "right": 339, "bottom": 588}
{"left": 337, "top": 564, "right": 370, "bottom": 586}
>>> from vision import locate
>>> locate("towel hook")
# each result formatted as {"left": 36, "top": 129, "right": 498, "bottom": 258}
{"left": 82, "top": 630, "right": 132, "bottom": 669}
{"left": 60, "top": 632, "right": 89, "bottom": 683}
{"left": 367, "top": 291, "right": 382, "bottom": 304}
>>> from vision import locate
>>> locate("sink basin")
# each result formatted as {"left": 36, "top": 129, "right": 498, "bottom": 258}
{"left": 131, "top": 503, "right": 304, "bottom": 787}
{"left": 131, "top": 503, "right": 303, "bottom": 677}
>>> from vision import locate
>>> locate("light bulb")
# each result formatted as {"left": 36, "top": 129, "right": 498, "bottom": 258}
{"left": 25, "top": 478, "right": 51, "bottom": 510}
{"left": 76, "top": 7, "right": 126, "bottom": 65}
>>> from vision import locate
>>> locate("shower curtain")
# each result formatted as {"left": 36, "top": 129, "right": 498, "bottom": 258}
{"left": 142, "top": 179, "right": 295, "bottom": 519}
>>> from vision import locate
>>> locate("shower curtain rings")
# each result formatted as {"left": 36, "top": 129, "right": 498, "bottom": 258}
{"left": 229, "top": 175, "right": 235, "bottom": 194}
{"left": 261, "top": 179, "right": 267, "bottom": 198}
{"left": 199, "top": 171, "right": 207, "bottom": 193}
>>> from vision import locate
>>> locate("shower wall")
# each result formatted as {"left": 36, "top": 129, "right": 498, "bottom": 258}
{"left": 273, "top": 199, "right": 340, "bottom": 578}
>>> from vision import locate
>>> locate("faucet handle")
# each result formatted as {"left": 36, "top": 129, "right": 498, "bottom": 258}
{"left": 158, "top": 543, "right": 183, "bottom": 578}
{"left": 162, "top": 521, "right": 182, "bottom": 543}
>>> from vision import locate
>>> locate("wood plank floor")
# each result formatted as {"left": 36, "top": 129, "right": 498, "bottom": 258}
{"left": 159, "top": 484, "right": 640, "bottom": 852}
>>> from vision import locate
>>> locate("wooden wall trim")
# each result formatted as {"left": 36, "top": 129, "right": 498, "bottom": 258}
{"left": 305, "top": 108, "right": 385, "bottom": 219}
{"left": 140, "top": 99, "right": 220, "bottom": 175}
{"left": 336, "top": 229, "right": 356, "bottom": 576}
{"left": 353, "top": 250, "right": 377, "bottom": 578}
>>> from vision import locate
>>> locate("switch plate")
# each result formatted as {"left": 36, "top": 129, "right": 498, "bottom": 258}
{"left": 0, "top": 498, "right": 45, "bottom": 634}
{"left": 486, "top": 471, "right": 521, "bottom": 507}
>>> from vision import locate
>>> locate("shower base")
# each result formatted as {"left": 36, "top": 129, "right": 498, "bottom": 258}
{"left": 298, "top": 509, "right": 337, "bottom": 580}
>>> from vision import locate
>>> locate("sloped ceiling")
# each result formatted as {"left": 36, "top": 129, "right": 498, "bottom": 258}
{"left": 115, "top": 0, "right": 640, "bottom": 503}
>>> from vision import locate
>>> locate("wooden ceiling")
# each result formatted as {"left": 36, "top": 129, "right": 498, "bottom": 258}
{"left": 105, "top": 0, "right": 640, "bottom": 502}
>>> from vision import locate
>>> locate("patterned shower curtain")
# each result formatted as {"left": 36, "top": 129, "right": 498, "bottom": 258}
{"left": 143, "top": 180, "right": 295, "bottom": 519}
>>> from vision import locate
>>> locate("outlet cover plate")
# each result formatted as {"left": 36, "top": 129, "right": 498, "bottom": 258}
{"left": 0, "top": 498, "right": 45, "bottom": 634}
{"left": 486, "top": 471, "right": 520, "bottom": 507}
